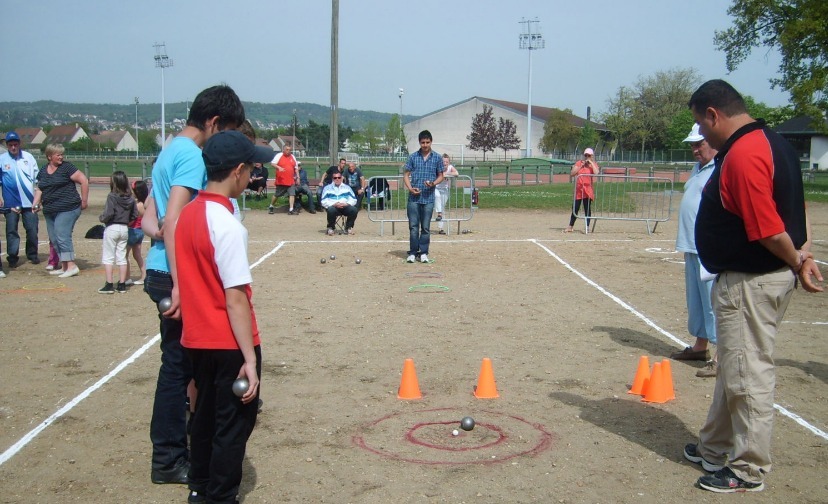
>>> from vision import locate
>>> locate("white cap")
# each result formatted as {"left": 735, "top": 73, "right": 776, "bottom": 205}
{"left": 683, "top": 124, "right": 704, "bottom": 143}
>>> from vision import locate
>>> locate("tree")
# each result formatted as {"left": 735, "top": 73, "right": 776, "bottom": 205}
{"left": 496, "top": 117, "right": 521, "bottom": 160}
{"left": 467, "top": 105, "right": 497, "bottom": 160}
{"left": 138, "top": 130, "right": 160, "bottom": 155}
{"left": 539, "top": 108, "right": 579, "bottom": 154}
{"left": 715, "top": 0, "right": 828, "bottom": 125}
{"left": 384, "top": 114, "right": 402, "bottom": 154}
{"left": 299, "top": 120, "right": 330, "bottom": 156}
{"left": 578, "top": 123, "right": 599, "bottom": 151}
{"left": 363, "top": 122, "right": 383, "bottom": 154}
{"left": 601, "top": 68, "right": 702, "bottom": 152}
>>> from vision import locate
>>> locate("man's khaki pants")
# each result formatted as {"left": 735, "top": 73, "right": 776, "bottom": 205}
{"left": 697, "top": 267, "right": 795, "bottom": 484}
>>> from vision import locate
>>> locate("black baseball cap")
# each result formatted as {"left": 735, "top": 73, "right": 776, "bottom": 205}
{"left": 202, "top": 130, "right": 275, "bottom": 173}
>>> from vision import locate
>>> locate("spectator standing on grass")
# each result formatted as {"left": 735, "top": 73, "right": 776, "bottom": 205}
{"left": 176, "top": 130, "right": 270, "bottom": 504}
{"left": 683, "top": 79, "right": 823, "bottom": 493}
{"left": 435, "top": 153, "right": 458, "bottom": 234}
{"left": 320, "top": 171, "right": 357, "bottom": 235}
{"left": 97, "top": 171, "right": 137, "bottom": 294}
{"left": 125, "top": 179, "right": 148, "bottom": 286}
{"left": 671, "top": 124, "right": 719, "bottom": 377}
{"left": 404, "top": 130, "right": 444, "bottom": 263}
{"left": 344, "top": 161, "right": 367, "bottom": 209}
{"left": 142, "top": 85, "right": 246, "bottom": 486}
{"left": 267, "top": 144, "right": 299, "bottom": 215}
{"left": 32, "top": 143, "right": 88, "bottom": 279}
{"left": 0, "top": 131, "right": 40, "bottom": 274}
{"left": 564, "top": 148, "right": 599, "bottom": 233}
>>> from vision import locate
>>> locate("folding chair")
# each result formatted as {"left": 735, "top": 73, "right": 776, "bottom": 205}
{"left": 335, "top": 214, "right": 348, "bottom": 235}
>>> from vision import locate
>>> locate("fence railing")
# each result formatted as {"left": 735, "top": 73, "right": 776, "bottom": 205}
{"left": 573, "top": 174, "right": 674, "bottom": 235}
{"left": 365, "top": 175, "right": 476, "bottom": 236}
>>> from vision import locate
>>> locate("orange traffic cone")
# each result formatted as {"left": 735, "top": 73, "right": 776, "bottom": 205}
{"left": 628, "top": 356, "right": 650, "bottom": 395}
{"left": 642, "top": 362, "right": 669, "bottom": 403}
{"left": 662, "top": 359, "right": 676, "bottom": 401}
{"left": 397, "top": 358, "right": 422, "bottom": 399}
{"left": 473, "top": 358, "right": 500, "bottom": 398}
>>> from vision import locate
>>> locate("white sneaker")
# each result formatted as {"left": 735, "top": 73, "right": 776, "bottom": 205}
{"left": 406, "top": 255, "right": 416, "bottom": 263}
{"left": 58, "top": 266, "right": 79, "bottom": 278}
{"left": 0, "top": 270, "right": 6, "bottom": 278}
{"left": 125, "top": 279, "right": 135, "bottom": 286}
{"left": 45, "top": 264, "right": 55, "bottom": 271}
{"left": 420, "top": 254, "right": 429, "bottom": 263}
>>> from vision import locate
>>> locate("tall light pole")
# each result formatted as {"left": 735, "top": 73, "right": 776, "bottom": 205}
{"left": 134, "top": 97, "right": 139, "bottom": 159}
{"left": 329, "top": 0, "right": 339, "bottom": 165}
{"left": 519, "top": 18, "right": 544, "bottom": 158}
{"left": 292, "top": 109, "right": 297, "bottom": 151}
{"left": 398, "top": 88, "right": 404, "bottom": 155}
{"left": 153, "top": 42, "right": 173, "bottom": 149}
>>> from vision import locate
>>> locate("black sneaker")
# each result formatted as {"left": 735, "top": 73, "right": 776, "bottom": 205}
{"left": 268, "top": 206, "right": 275, "bottom": 215}
{"left": 29, "top": 257, "right": 41, "bottom": 265}
{"left": 188, "top": 490, "right": 207, "bottom": 503}
{"left": 151, "top": 458, "right": 190, "bottom": 484}
{"left": 683, "top": 443, "right": 723, "bottom": 472}
{"left": 98, "top": 282, "right": 115, "bottom": 294}
{"left": 288, "top": 209, "right": 296, "bottom": 215}
{"left": 698, "top": 466, "right": 764, "bottom": 493}
{"left": 116, "top": 282, "right": 127, "bottom": 293}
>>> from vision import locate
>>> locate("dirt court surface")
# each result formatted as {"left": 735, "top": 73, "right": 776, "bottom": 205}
{"left": 1, "top": 186, "right": 826, "bottom": 503}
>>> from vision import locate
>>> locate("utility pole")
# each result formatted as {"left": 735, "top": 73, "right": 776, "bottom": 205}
{"left": 399, "top": 88, "right": 404, "bottom": 156}
{"left": 153, "top": 42, "right": 173, "bottom": 149}
{"left": 329, "top": 0, "right": 339, "bottom": 165}
{"left": 134, "top": 97, "right": 139, "bottom": 159}
{"left": 518, "top": 18, "right": 544, "bottom": 158}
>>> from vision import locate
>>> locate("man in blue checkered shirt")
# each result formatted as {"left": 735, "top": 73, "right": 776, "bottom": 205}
{"left": 403, "top": 130, "right": 444, "bottom": 264}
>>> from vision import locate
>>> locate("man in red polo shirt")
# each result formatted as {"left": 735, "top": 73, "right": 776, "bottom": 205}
{"left": 267, "top": 144, "right": 299, "bottom": 215}
{"left": 175, "top": 130, "right": 274, "bottom": 503}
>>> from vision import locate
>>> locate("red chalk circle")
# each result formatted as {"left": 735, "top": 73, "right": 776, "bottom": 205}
{"left": 353, "top": 407, "right": 554, "bottom": 465}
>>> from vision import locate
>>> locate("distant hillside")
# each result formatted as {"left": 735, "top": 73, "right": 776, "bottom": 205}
{"left": 0, "top": 100, "right": 414, "bottom": 131}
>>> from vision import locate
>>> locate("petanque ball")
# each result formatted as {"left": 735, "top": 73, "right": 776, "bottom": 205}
{"left": 232, "top": 378, "right": 250, "bottom": 397}
{"left": 321, "top": 258, "right": 327, "bottom": 264}
{"left": 460, "top": 416, "right": 475, "bottom": 431}
{"left": 157, "top": 297, "right": 173, "bottom": 313}
{"left": 330, "top": 254, "right": 336, "bottom": 260}
{"left": 355, "top": 258, "right": 361, "bottom": 264}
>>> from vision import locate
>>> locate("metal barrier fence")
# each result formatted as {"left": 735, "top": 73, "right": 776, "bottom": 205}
{"left": 573, "top": 174, "right": 674, "bottom": 235}
{"left": 365, "top": 175, "right": 476, "bottom": 236}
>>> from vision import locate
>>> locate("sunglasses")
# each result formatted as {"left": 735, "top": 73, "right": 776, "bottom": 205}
{"left": 332, "top": 176, "right": 342, "bottom": 179}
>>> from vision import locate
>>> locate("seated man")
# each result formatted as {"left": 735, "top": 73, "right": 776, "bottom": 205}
{"left": 293, "top": 161, "right": 316, "bottom": 214}
{"left": 343, "top": 162, "right": 367, "bottom": 209}
{"left": 247, "top": 162, "right": 268, "bottom": 199}
{"left": 317, "top": 157, "right": 346, "bottom": 210}
{"left": 320, "top": 172, "right": 358, "bottom": 235}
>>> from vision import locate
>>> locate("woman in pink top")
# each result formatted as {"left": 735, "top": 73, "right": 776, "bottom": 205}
{"left": 565, "top": 147, "right": 599, "bottom": 233}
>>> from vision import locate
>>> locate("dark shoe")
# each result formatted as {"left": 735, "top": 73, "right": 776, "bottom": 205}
{"left": 188, "top": 490, "right": 207, "bottom": 503}
{"left": 98, "top": 282, "right": 115, "bottom": 294}
{"left": 268, "top": 206, "right": 275, "bottom": 215}
{"left": 670, "top": 346, "right": 710, "bottom": 361}
{"left": 308, "top": 209, "right": 317, "bottom": 214}
{"left": 435, "top": 214, "right": 442, "bottom": 221}
{"left": 698, "top": 466, "right": 764, "bottom": 493}
{"left": 29, "top": 257, "right": 41, "bottom": 265}
{"left": 696, "top": 361, "right": 717, "bottom": 378}
{"left": 151, "top": 459, "right": 190, "bottom": 484}
{"left": 116, "top": 282, "right": 127, "bottom": 293}
{"left": 288, "top": 209, "right": 296, "bottom": 215}
{"left": 683, "top": 443, "right": 723, "bottom": 472}
{"left": 8, "top": 258, "right": 18, "bottom": 268}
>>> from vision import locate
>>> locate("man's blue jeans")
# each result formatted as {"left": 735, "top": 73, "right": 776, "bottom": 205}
{"left": 144, "top": 270, "right": 191, "bottom": 470}
{"left": 5, "top": 208, "right": 39, "bottom": 264}
{"left": 407, "top": 201, "right": 434, "bottom": 256}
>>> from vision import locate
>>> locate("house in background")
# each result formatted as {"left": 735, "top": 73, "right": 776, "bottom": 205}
{"left": 776, "top": 116, "right": 828, "bottom": 170}
{"left": 91, "top": 130, "right": 138, "bottom": 152}
{"left": 269, "top": 135, "right": 306, "bottom": 157}
{"left": 155, "top": 132, "right": 176, "bottom": 149}
{"left": 403, "top": 96, "right": 608, "bottom": 162}
{"left": 45, "top": 124, "right": 88, "bottom": 145}
{"left": 14, "top": 127, "right": 47, "bottom": 149}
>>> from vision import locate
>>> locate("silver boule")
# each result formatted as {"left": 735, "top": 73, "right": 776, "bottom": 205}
{"left": 157, "top": 297, "right": 173, "bottom": 313}
{"left": 460, "top": 416, "right": 475, "bottom": 431}
{"left": 330, "top": 254, "right": 336, "bottom": 260}
{"left": 232, "top": 378, "right": 249, "bottom": 397}
{"left": 355, "top": 258, "right": 361, "bottom": 264}
{"left": 321, "top": 258, "right": 327, "bottom": 264}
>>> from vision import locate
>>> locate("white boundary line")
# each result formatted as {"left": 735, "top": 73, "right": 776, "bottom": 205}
{"left": 529, "top": 238, "right": 828, "bottom": 441}
{"left": 2, "top": 237, "right": 824, "bottom": 467}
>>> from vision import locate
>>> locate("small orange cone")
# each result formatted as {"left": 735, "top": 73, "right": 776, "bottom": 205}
{"left": 397, "top": 358, "right": 422, "bottom": 399}
{"left": 628, "top": 356, "right": 650, "bottom": 395}
{"left": 642, "top": 362, "right": 669, "bottom": 403}
{"left": 662, "top": 359, "right": 676, "bottom": 401}
{"left": 473, "top": 358, "right": 500, "bottom": 399}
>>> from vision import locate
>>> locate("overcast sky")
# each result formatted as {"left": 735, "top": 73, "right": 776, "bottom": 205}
{"left": 7, "top": 0, "right": 787, "bottom": 119}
